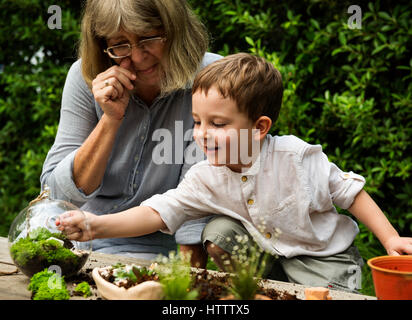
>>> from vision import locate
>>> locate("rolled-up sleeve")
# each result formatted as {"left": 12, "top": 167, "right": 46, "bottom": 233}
{"left": 40, "top": 60, "right": 100, "bottom": 205}
{"left": 329, "top": 165, "right": 365, "bottom": 209}
{"left": 44, "top": 149, "right": 101, "bottom": 206}
{"left": 141, "top": 169, "right": 212, "bottom": 234}
{"left": 302, "top": 145, "right": 365, "bottom": 211}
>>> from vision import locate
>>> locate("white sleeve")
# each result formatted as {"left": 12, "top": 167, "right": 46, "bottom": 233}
{"left": 302, "top": 145, "right": 365, "bottom": 210}
{"left": 140, "top": 168, "right": 213, "bottom": 234}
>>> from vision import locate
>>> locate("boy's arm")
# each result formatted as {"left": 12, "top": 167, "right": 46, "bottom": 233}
{"left": 348, "top": 189, "right": 412, "bottom": 255}
{"left": 92, "top": 206, "right": 166, "bottom": 239}
{"left": 57, "top": 206, "right": 166, "bottom": 241}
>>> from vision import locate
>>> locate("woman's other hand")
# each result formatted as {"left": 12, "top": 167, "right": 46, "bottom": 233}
{"left": 91, "top": 58, "right": 136, "bottom": 121}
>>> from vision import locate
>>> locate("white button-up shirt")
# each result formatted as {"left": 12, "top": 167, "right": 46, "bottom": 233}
{"left": 141, "top": 134, "right": 365, "bottom": 258}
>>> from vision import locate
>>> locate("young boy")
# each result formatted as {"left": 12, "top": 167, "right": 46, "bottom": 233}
{"left": 58, "top": 53, "right": 412, "bottom": 292}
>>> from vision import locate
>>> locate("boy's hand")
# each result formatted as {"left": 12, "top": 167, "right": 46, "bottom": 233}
{"left": 56, "top": 210, "right": 96, "bottom": 242}
{"left": 384, "top": 236, "right": 412, "bottom": 255}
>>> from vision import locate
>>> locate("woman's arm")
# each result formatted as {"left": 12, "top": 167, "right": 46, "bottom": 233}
{"left": 72, "top": 114, "right": 122, "bottom": 195}
{"left": 348, "top": 190, "right": 412, "bottom": 255}
{"left": 41, "top": 59, "right": 136, "bottom": 198}
{"left": 73, "top": 59, "right": 136, "bottom": 195}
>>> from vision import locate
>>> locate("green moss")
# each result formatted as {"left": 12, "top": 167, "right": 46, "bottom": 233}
{"left": 28, "top": 269, "right": 70, "bottom": 300}
{"left": 28, "top": 227, "right": 66, "bottom": 241}
{"left": 10, "top": 236, "right": 78, "bottom": 266}
{"left": 10, "top": 237, "right": 41, "bottom": 266}
{"left": 39, "top": 239, "right": 78, "bottom": 264}
{"left": 28, "top": 269, "right": 55, "bottom": 293}
{"left": 10, "top": 227, "right": 84, "bottom": 276}
{"left": 74, "top": 281, "right": 92, "bottom": 298}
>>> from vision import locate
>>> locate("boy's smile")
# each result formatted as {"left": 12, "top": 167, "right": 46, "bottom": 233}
{"left": 192, "top": 87, "right": 259, "bottom": 172}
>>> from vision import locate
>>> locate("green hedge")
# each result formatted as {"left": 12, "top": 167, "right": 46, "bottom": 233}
{"left": 0, "top": 0, "right": 82, "bottom": 234}
{"left": 1, "top": 0, "right": 411, "bottom": 296}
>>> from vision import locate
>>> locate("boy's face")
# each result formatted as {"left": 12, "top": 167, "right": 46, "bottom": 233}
{"left": 192, "top": 87, "right": 260, "bottom": 172}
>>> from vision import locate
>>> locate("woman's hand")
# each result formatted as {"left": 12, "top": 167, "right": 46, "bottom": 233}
{"left": 91, "top": 59, "right": 136, "bottom": 121}
{"left": 56, "top": 210, "right": 98, "bottom": 242}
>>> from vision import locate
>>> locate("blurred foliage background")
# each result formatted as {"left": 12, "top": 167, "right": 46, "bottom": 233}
{"left": 0, "top": 0, "right": 411, "bottom": 296}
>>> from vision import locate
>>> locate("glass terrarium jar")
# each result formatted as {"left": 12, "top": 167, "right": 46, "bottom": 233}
{"left": 8, "top": 188, "right": 92, "bottom": 278}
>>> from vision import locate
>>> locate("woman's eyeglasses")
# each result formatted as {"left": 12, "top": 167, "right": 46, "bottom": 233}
{"left": 104, "top": 36, "right": 166, "bottom": 59}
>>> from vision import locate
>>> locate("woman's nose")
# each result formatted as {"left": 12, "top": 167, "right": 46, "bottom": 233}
{"left": 130, "top": 45, "right": 147, "bottom": 63}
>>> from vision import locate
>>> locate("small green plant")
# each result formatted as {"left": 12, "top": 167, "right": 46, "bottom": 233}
{"left": 154, "top": 251, "right": 198, "bottom": 300}
{"left": 110, "top": 263, "right": 157, "bottom": 286}
{"left": 74, "top": 281, "right": 92, "bottom": 298}
{"left": 28, "top": 268, "right": 70, "bottom": 300}
{"left": 223, "top": 235, "right": 271, "bottom": 300}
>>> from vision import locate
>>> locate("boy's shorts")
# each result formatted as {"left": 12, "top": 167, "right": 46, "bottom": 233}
{"left": 175, "top": 216, "right": 213, "bottom": 245}
{"left": 201, "top": 215, "right": 364, "bottom": 293}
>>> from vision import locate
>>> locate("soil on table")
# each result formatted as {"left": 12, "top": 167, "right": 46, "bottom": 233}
{"left": 69, "top": 267, "right": 299, "bottom": 300}
{"left": 192, "top": 270, "right": 299, "bottom": 300}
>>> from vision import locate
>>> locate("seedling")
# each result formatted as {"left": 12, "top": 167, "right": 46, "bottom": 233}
{"left": 223, "top": 235, "right": 272, "bottom": 300}
{"left": 154, "top": 251, "right": 199, "bottom": 300}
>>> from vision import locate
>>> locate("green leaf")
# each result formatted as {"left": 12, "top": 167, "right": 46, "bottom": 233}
{"left": 245, "top": 36, "right": 254, "bottom": 46}
{"left": 377, "top": 11, "right": 392, "bottom": 21}
{"left": 338, "top": 32, "right": 347, "bottom": 46}
{"left": 372, "top": 44, "right": 387, "bottom": 55}
{"left": 310, "top": 18, "right": 320, "bottom": 30}
{"left": 331, "top": 48, "right": 344, "bottom": 56}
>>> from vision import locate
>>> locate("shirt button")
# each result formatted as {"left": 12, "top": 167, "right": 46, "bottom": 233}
{"left": 247, "top": 199, "right": 254, "bottom": 205}
{"left": 265, "top": 232, "right": 272, "bottom": 239}
{"left": 134, "top": 156, "right": 139, "bottom": 162}
{"left": 241, "top": 176, "right": 248, "bottom": 182}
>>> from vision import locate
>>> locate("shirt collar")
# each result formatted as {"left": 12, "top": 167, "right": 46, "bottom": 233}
{"left": 221, "top": 135, "right": 269, "bottom": 176}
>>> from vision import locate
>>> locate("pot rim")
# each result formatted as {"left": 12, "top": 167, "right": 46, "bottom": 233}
{"left": 92, "top": 266, "right": 164, "bottom": 300}
{"left": 367, "top": 255, "right": 412, "bottom": 275}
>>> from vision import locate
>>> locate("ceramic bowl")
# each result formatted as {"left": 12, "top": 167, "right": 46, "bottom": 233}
{"left": 92, "top": 267, "right": 164, "bottom": 300}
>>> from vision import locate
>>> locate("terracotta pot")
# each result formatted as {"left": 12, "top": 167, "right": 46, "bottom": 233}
{"left": 92, "top": 267, "right": 164, "bottom": 300}
{"left": 367, "top": 255, "right": 412, "bottom": 300}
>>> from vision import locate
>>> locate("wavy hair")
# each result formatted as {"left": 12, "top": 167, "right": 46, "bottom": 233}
{"left": 192, "top": 53, "right": 283, "bottom": 125}
{"left": 78, "top": 0, "right": 209, "bottom": 94}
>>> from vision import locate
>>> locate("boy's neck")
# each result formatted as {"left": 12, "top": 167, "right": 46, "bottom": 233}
{"left": 226, "top": 136, "right": 266, "bottom": 173}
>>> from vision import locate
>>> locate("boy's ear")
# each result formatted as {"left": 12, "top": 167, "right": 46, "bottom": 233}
{"left": 253, "top": 116, "right": 272, "bottom": 141}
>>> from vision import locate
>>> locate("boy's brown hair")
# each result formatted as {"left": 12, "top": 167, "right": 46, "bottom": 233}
{"left": 192, "top": 53, "right": 283, "bottom": 125}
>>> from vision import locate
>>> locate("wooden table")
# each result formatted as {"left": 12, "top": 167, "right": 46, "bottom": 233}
{"left": 0, "top": 236, "right": 376, "bottom": 300}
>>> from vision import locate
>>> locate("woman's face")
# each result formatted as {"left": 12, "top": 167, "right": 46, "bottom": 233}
{"left": 106, "top": 29, "right": 166, "bottom": 90}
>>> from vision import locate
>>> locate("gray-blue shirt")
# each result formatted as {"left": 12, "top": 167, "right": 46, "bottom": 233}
{"left": 40, "top": 53, "right": 222, "bottom": 256}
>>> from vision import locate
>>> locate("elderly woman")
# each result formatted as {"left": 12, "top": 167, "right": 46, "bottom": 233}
{"left": 40, "top": 0, "right": 220, "bottom": 263}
